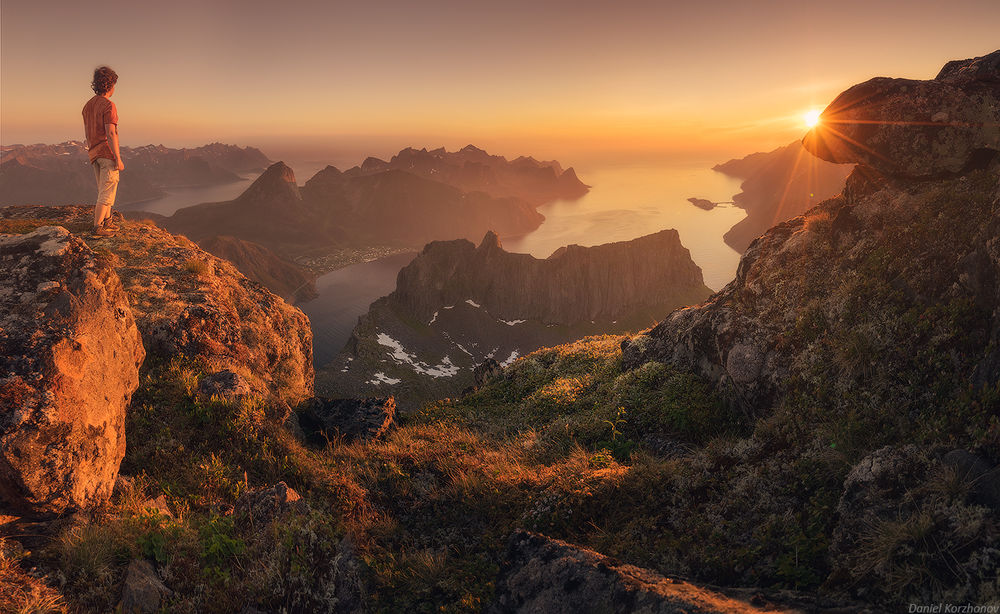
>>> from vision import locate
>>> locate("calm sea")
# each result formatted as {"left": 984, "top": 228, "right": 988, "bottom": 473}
{"left": 121, "top": 159, "right": 746, "bottom": 365}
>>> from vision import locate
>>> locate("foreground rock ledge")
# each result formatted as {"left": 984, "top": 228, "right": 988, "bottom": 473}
{"left": 489, "top": 530, "right": 798, "bottom": 614}
{"left": 0, "top": 226, "right": 145, "bottom": 516}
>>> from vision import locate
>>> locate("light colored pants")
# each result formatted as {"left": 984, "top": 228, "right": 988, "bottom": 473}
{"left": 92, "top": 157, "right": 119, "bottom": 206}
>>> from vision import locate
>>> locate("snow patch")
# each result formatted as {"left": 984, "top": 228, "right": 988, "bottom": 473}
{"left": 501, "top": 319, "right": 526, "bottom": 326}
{"left": 465, "top": 299, "right": 481, "bottom": 308}
{"left": 368, "top": 372, "right": 401, "bottom": 385}
{"left": 429, "top": 311, "right": 438, "bottom": 325}
{"left": 376, "top": 333, "right": 460, "bottom": 378}
{"left": 500, "top": 350, "right": 520, "bottom": 367}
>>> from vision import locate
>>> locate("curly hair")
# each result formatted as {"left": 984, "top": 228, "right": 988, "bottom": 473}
{"left": 91, "top": 66, "right": 118, "bottom": 95}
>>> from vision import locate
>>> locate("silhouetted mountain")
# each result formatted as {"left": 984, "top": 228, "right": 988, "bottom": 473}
{"left": 160, "top": 159, "right": 549, "bottom": 260}
{"left": 714, "top": 141, "right": 853, "bottom": 252}
{"left": 346, "top": 144, "right": 590, "bottom": 204}
{"left": 0, "top": 142, "right": 270, "bottom": 206}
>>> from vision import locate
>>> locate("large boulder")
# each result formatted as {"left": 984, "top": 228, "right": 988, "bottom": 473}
{"left": 803, "top": 50, "right": 999, "bottom": 178}
{"left": 0, "top": 226, "right": 145, "bottom": 516}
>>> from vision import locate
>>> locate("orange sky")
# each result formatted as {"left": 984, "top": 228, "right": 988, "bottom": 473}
{"left": 2, "top": 0, "right": 998, "bottom": 164}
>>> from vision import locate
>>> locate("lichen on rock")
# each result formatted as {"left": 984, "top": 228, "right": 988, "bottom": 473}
{"left": 0, "top": 226, "right": 145, "bottom": 516}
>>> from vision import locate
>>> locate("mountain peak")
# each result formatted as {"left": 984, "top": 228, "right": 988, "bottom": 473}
{"left": 478, "top": 230, "right": 502, "bottom": 251}
{"left": 240, "top": 161, "right": 301, "bottom": 202}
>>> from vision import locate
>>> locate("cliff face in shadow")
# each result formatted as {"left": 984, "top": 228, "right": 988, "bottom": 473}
{"left": 319, "top": 230, "right": 712, "bottom": 410}
{"left": 0, "top": 142, "right": 269, "bottom": 207}
{"left": 198, "top": 235, "right": 317, "bottom": 304}
{"left": 715, "top": 141, "right": 853, "bottom": 252}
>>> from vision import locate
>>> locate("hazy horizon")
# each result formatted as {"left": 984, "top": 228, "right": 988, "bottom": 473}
{"left": 3, "top": 0, "right": 998, "bottom": 167}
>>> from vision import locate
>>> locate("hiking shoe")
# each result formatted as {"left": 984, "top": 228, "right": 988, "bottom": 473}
{"left": 102, "top": 219, "right": 120, "bottom": 231}
{"left": 93, "top": 227, "right": 115, "bottom": 237}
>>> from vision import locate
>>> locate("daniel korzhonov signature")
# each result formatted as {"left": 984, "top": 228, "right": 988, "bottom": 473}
{"left": 908, "top": 605, "right": 1000, "bottom": 614}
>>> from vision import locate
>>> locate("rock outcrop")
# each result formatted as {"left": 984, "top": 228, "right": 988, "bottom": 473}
{"left": 489, "top": 530, "right": 798, "bottom": 614}
{"left": 714, "top": 141, "right": 853, "bottom": 252}
{"left": 297, "top": 396, "right": 396, "bottom": 445}
{"left": 0, "top": 226, "right": 145, "bottom": 516}
{"left": 321, "top": 230, "right": 712, "bottom": 410}
{"left": 623, "top": 51, "right": 1000, "bottom": 414}
{"left": 803, "top": 50, "right": 1000, "bottom": 178}
{"left": 0, "top": 206, "right": 314, "bottom": 406}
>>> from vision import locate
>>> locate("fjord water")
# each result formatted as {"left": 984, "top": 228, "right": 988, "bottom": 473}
{"left": 122, "top": 156, "right": 746, "bottom": 365}
{"left": 303, "top": 161, "right": 746, "bottom": 365}
{"left": 503, "top": 162, "right": 745, "bottom": 292}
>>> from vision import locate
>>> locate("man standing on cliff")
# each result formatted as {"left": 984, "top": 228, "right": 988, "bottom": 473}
{"left": 82, "top": 66, "right": 124, "bottom": 237}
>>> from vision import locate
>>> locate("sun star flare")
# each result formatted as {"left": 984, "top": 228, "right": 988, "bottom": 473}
{"left": 803, "top": 109, "right": 823, "bottom": 128}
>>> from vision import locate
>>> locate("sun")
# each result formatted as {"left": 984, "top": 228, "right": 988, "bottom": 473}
{"left": 803, "top": 109, "right": 822, "bottom": 128}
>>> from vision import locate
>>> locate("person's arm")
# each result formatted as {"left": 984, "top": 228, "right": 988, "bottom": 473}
{"left": 105, "top": 122, "right": 124, "bottom": 170}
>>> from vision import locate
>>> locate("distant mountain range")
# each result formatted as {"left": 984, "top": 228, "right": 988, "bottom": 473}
{"left": 359, "top": 144, "right": 589, "bottom": 204}
{"left": 318, "top": 229, "right": 712, "bottom": 410}
{"left": 0, "top": 142, "right": 270, "bottom": 206}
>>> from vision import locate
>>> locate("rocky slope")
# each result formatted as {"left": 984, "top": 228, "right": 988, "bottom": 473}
{"left": 599, "top": 50, "right": 1000, "bottom": 605}
{"left": 713, "top": 141, "right": 854, "bottom": 252}
{"left": 624, "top": 50, "right": 1000, "bottom": 412}
{"left": 0, "top": 142, "right": 269, "bottom": 207}
{"left": 353, "top": 144, "right": 590, "bottom": 204}
{"left": 320, "top": 230, "right": 712, "bottom": 410}
{"left": 0, "top": 206, "right": 314, "bottom": 407}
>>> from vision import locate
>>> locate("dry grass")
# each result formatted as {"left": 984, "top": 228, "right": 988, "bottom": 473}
{"left": 0, "top": 539, "right": 68, "bottom": 614}
{"left": 182, "top": 258, "right": 210, "bottom": 276}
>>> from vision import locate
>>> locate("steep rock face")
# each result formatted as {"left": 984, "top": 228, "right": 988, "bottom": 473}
{"left": 489, "top": 531, "right": 801, "bottom": 614}
{"left": 0, "top": 227, "right": 145, "bottom": 517}
{"left": 803, "top": 50, "right": 1000, "bottom": 178}
{"left": 321, "top": 230, "right": 712, "bottom": 410}
{"left": 623, "top": 52, "right": 1000, "bottom": 414}
{"left": 395, "top": 230, "right": 709, "bottom": 323}
{"left": 0, "top": 206, "right": 314, "bottom": 407}
{"left": 198, "top": 234, "right": 317, "bottom": 303}
{"left": 714, "top": 141, "right": 854, "bottom": 252}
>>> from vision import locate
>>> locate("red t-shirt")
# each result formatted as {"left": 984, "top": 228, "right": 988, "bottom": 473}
{"left": 82, "top": 95, "right": 119, "bottom": 162}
